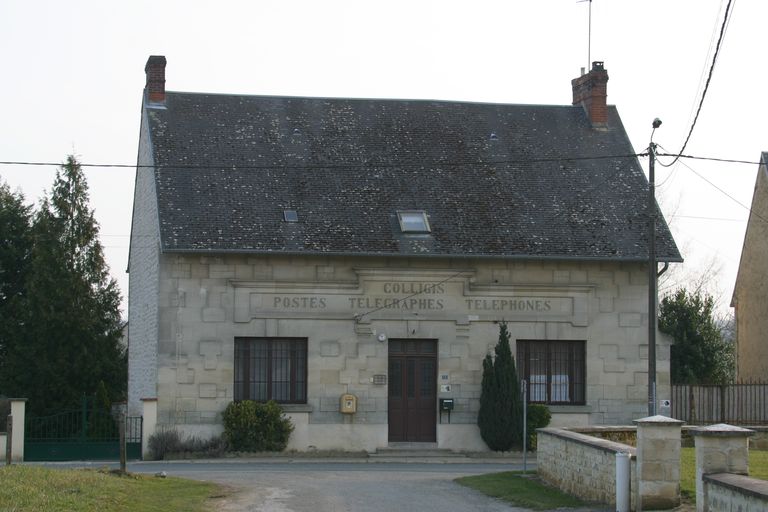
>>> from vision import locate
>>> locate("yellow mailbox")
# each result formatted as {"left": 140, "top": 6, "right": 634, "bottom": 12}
{"left": 340, "top": 394, "right": 357, "bottom": 414}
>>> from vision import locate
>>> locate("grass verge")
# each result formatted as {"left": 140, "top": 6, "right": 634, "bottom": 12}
{"left": 680, "top": 447, "right": 768, "bottom": 500}
{"left": 455, "top": 470, "right": 588, "bottom": 510}
{"left": 0, "top": 465, "right": 219, "bottom": 512}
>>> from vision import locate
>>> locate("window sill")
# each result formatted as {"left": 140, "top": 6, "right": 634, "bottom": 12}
{"left": 280, "top": 404, "right": 313, "bottom": 413}
{"left": 546, "top": 405, "right": 592, "bottom": 414}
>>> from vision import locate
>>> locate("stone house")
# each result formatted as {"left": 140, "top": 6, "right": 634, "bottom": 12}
{"left": 731, "top": 152, "right": 768, "bottom": 381}
{"left": 128, "top": 55, "right": 681, "bottom": 451}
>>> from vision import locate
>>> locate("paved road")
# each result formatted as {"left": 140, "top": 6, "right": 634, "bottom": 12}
{"left": 45, "top": 460, "right": 609, "bottom": 511}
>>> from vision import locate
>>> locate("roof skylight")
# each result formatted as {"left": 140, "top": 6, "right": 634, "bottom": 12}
{"left": 397, "top": 211, "right": 431, "bottom": 233}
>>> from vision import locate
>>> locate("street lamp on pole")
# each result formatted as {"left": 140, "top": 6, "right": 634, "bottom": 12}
{"left": 648, "top": 118, "right": 661, "bottom": 416}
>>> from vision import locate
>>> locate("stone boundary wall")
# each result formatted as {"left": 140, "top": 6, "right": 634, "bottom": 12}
{"left": 537, "top": 427, "right": 636, "bottom": 509}
{"left": 703, "top": 473, "right": 768, "bottom": 512}
{"left": 681, "top": 425, "right": 768, "bottom": 449}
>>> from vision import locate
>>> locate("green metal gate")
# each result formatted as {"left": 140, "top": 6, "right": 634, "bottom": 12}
{"left": 24, "top": 397, "right": 142, "bottom": 461}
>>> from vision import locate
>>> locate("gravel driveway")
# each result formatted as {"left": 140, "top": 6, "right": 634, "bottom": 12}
{"left": 47, "top": 459, "right": 614, "bottom": 511}
{"left": 206, "top": 464, "right": 518, "bottom": 511}
{"left": 131, "top": 460, "right": 538, "bottom": 511}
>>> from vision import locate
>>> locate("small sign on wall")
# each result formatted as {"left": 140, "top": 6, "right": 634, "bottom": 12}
{"left": 440, "top": 384, "right": 451, "bottom": 393}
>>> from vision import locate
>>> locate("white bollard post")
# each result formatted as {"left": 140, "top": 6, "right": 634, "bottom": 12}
{"left": 141, "top": 398, "right": 158, "bottom": 460}
{"left": 10, "top": 399, "right": 26, "bottom": 462}
{"left": 522, "top": 380, "right": 527, "bottom": 472}
{"left": 616, "top": 451, "right": 631, "bottom": 512}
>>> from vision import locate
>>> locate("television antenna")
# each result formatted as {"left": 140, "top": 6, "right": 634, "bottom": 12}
{"left": 577, "top": 0, "right": 593, "bottom": 69}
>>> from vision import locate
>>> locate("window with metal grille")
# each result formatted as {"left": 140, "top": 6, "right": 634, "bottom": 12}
{"left": 234, "top": 338, "right": 307, "bottom": 403}
{"left": 517, "top": 340, "right": 586, "bottom": 405}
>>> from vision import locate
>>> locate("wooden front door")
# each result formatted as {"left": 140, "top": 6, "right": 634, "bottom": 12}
{"left": 388, "top": 339, "right": 437, "bottom": 442}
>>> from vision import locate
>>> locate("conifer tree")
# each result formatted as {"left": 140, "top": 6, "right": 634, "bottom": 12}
{"left": 89, "top": 380, "right": 117, "bottom": 438}
{"left": 0, "top": 181, "right": 34, "bottom": 389}
{"left": 478, "top": 322, "right": 523, "bottom": 451}
{"left": 2, "top": 157, "right": 126, "bottom": 414}
{"left": 477, "top": 352, "right": 497, "bottom": 444}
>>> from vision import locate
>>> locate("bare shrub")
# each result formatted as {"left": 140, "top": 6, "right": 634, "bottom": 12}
{"left": 147, "top": 427, "right": 228, "bottom": 460}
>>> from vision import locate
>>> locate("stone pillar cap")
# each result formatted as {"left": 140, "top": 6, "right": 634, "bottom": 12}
{"left": 690, "top": 423, "right": 756, "bottom": 437}
{"left": 633, "top": 414, "right": 685, "bottom": 426}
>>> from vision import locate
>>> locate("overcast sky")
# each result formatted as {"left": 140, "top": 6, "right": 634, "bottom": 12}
{"left": 1, "top": 0, "right": 765, "bottom": 316}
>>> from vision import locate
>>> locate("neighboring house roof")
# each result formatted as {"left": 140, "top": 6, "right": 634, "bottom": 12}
{"left": 141, "top": 62, "right": 680, "bottom": 262}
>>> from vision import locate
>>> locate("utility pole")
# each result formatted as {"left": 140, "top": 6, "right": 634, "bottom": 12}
{"left": 647, "top": 124, "right": 660, "bottom": 416}
{"left": 119, "top": 410, "right": 126, "bottom": 474}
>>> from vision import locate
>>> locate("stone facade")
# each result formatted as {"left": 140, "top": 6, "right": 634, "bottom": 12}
{"left": 128, "top": 247, "right": 672, "bottom": 451}
{"left": 127, "top": 56, "right": 681, "bottom": 452}
{"left": 127, "top": 105, "right": 162, "bottom": 416}
{"left": 732, "top": 155, "right": 768, "bottom": 381}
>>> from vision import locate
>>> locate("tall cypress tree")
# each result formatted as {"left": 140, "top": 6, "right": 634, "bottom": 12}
{"left": 478, "top": 322, "right": 523, "bottom": 451}
{"left": 3, "top": 157, "right": 126, "bottom": 414}
{"left": 477, "top": 352, "right": 497, "bottom": 445}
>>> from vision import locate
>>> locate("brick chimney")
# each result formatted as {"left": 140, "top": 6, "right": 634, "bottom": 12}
{"left": 145, "top": 55, "right": 167, "bottom": 104}
{"left": 571, "top": 61, "right": 609, "bottom": 127}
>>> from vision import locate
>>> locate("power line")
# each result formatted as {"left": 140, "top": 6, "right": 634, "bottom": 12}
{"left": 682, "top": 0, "right": 729, "bottom": 145}
{"left": 660, "top": 0, "right": 735, "bottom": 168}
{"left": 2, "top": 152, "right": 761, "bottom": 172}
{"left": 0, "top": 161, "right": 138, "bottom": 169}
{"left": 15, "top": 146, "right": 766, "bottom": 301}
{"left": 671, "top": 214, "right": 745, "bottom": 222}
{"left": 658, "top": 153, "right": 761, "bottom": 166}
{"left": 0, "top": 153, "right": 645, "bottom": 171}
{"left": 673, "top": 154, "right": 768, "bottom": 226}
{"left": 654, "top": 159, "right": 680, "bottom": 189}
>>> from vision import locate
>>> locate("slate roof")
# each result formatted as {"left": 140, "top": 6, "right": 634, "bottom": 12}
{"left": 144, "top": 92, "right": 681, "bottom": 261}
